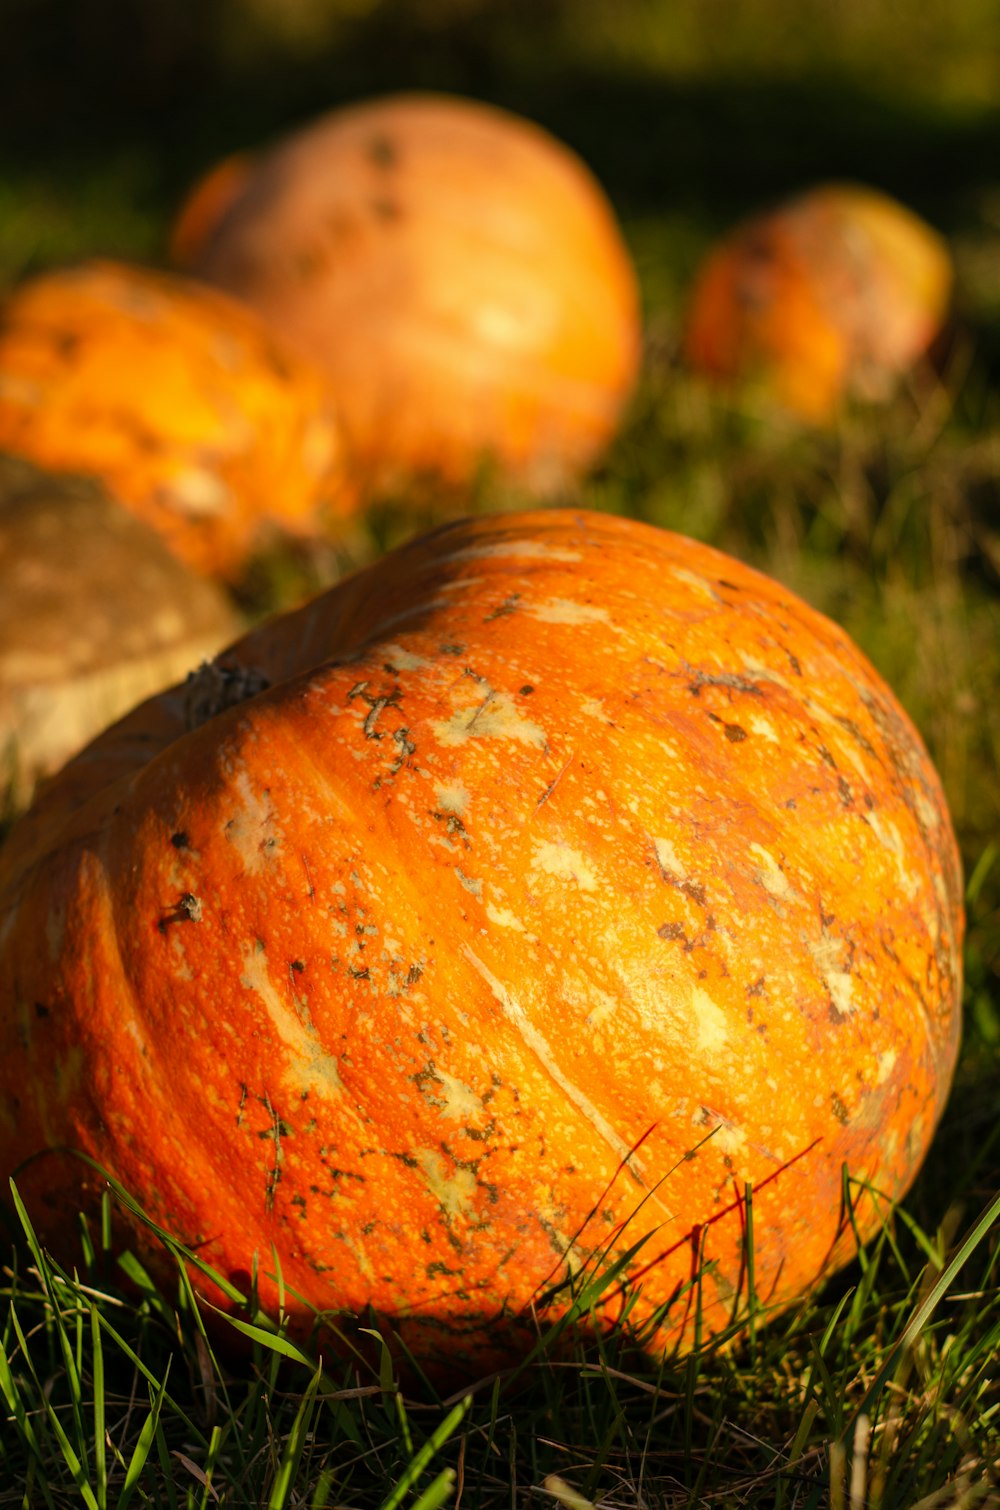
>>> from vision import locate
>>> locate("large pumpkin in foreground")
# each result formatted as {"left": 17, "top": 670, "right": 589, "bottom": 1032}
{"left": 0, "top": 261, "right": 350, "bottom": 578}
{"left": 683, "top": 184, "right": 953, "bottom": 422}
{"left": 177, "top": 94, "right": 642, "bottom": 496}
{"left": 0, "top": 455, "right": 241, "bottom": 811}
{"left": 0, "top": 510, "right": 962, "bottom": 1374}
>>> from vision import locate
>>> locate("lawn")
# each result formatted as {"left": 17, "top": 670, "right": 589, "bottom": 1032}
{"left": 1, "top": 1, "right": 999, "bottom": 1504}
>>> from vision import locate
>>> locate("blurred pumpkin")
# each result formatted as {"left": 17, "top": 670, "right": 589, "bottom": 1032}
{"left": 175, "top": 93, "right": 642, "bottom": 496}
{"left": 0, "top": 455, "right": 241, "bottom": 812}
{"left": 683, "top": 184, "right": 953, "bottom": 422}
{"left": 0, "top": 261, "right": 352, "bottom": 579}
{"left": 0, "top": 508, "right": 962, "bottom": 1376}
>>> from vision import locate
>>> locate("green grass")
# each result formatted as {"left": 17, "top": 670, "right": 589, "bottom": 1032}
{"left": 3, "top": 0, "right": 1000, "bottom": 1502}
{"left": 3, "top": 1175, "right": 1000, "bottom": 1507}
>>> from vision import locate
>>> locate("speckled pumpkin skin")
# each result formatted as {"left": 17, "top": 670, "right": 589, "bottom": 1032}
{"left": 181, "top": 94, "right": 642, "bottom": 496}
{"left": 0, "top": 509, "right": 962, "bottom": 1373}
{"left": 0, "top": 261, "right": 350, "bottom": 578}
{"left": 684, "top": 184, "right": 953, "bottom": 421}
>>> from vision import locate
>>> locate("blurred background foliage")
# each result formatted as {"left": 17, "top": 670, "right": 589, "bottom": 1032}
{"left": 3, "top": 0, "right": 1000, "bottom": 286}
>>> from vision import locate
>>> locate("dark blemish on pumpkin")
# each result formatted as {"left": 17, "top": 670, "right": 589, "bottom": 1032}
{"left": 365, "top": 695, "right": 398, "bottom": 739}
{"left": 717, "top": 579, "right": 741, "bottom": 591}
{"left": 520, "top": 684, "right": 534, "bottom": 696}
{"left": 370, "top": 196, "right": 402, "bottom": 221}
{"left": 687, "top": 667, "right": 764, "bottom": 699}
{"left": 706, "top": 711, "right": 747, "bottom": 741}
{"left": 185, "top": 659, "right": 270, "bottom": 731}
{"left": 426, "top": 1260, "right": 462, "bottom": 1278}
{"left": 439, "top": 643, "right": 466, "bottom": 656}
{"left": 485, "top": 593, "right": 522, "bottom": 621}
{"left": 835, "top": 714, "right": 877, "bottom": 759}
{"left": 347, "top": 964, "right": 370, "bottom": 981}
{"left": 746, "top": 976, "right": 766, "bottom": 997}
{"left": 536, "top": 757, "right": 571, "bottom": 811}
{"left": 157, "top": 892, "right": 203, "bottom": 932}
{"left": 830, "top": 1093, "right": 850, "bottom": 1125}
{"left": 258, "top": 1094, "right": 286, "bottom": 1213}
{"left": 33, "top": 1002, "right": 49, "bottom": 1019}
{"left": 432, "top": 808, "right": 468, "bottom": 839}
{"left": 367, "top": 133, "right": 397, "bottom": 168}
{"left": 864, "top": 792, "right": 875, "bottom": 809}
{"left": 291, "top": 959, "right": 305, "bottom": 973}
{"left": 817, "top": 744, "right": 837, "bottom": 769}
{"left": 170, "top": 831, "right": 189, "bottom": 849}
{"left": 657, "top": 921, "right": 685, "bottom": 941}
{"left": 838, "top": 776, "right": 853, "bottom": 806}
{"left": 390, "top": 727, "right": 416, "bottom": 773}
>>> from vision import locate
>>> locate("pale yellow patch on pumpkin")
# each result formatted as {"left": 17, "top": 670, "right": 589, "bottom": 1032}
{"left": 583, "top": 986, "right": 618, "bottom": 1029}
{"left": 223, "top": 769, "right": 282, "bottom": 875}
{"left": 416, "top": 1148, "right": 478, "bottom": 1219}
{"left": 670, "top": 566, "right": 720, "bottom": 601}
{"left": 427, "top": 1067, "right": 486, "bottom": 1123}
{"left": 865, "top": 808, "right": 921, "bottom": 900}
{"left": 808, "top": 933, "right": 856, "bottom": 1017}
{"left": 749, "top": 843, "right": 797, "bottom": 903}
{"left": 485, "top": 903, "right": 527, "bottom": 931}
{"left": 239, "top": 945, "right": 343, "bottom": 1098}
{"left": 747, "top": 713, "right": 780, "bottom": 743}
{"left": 435, "top": 781, "right": 471, "bottom": 814}
{"left": 383, "top": 642, "right": 428, "bottom": 671}
{"left": 654, "top": 836, "right": 687, "bottom": 880}
{"left": 530, "top": 840, "right": 598, "bottom": 891}
{"left": 875, "top": 1048, "right": 898, "bottom": 1086}
{"left": 448, "top": 539, "right": 582, "bottom": 563}
{"left": 691, "top": 984, "right": 729, "bottom": 1054}
{"left": 527, "top": 599, "right": 615, "bottom": 627}
{"left": 431, "top": 691, "right": 546, "bottom": 748}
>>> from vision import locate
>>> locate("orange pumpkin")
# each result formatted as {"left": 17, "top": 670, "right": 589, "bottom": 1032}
{"left": 0, "top": 455, "right": 241, "bottom": 811}
{"left": 683, "top": 184, "right": 953, "bottom": 421}
{"left": 0, "top": 509, "right": 962, "bottom": 1375}
{"left": 0, "top": 261, "right": 352, "bottom": 579}
{"left": 177, "top": 93, "right": 642, "bottom": 496}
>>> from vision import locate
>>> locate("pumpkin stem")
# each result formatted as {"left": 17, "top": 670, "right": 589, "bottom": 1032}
{"left": 184, "top": 658, "right": 270, "bottom": 730}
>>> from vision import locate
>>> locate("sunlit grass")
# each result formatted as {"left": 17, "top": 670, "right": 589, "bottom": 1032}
{"left": 2, "top": 1171, "right": 999, "bottom": 1507}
